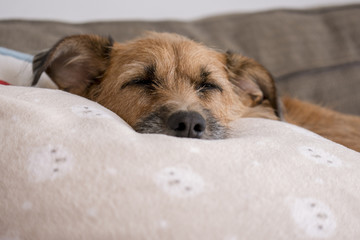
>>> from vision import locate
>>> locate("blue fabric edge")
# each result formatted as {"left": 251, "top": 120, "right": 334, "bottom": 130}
{"left": 0, "top": 47, "right": 34, "bottom": 62}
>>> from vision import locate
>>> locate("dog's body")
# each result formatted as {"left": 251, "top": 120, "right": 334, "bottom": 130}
{"left": 32, "top": 32, "right": 360, "bottom": 152}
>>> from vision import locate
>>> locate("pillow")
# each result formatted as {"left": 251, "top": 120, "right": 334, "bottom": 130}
{"left": 0, "top": 47, "right": 56, "bottom": 88}
{"left": 1, "top": 85, "right": 359, "bottom": 240}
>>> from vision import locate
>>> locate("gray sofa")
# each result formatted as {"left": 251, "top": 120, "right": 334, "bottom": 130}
{"left": 1, "top": 4, "right": 359, "bottom": 115}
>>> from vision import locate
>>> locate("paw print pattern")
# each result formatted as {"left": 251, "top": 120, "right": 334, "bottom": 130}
{"left": 290, "top": 198, "right": 337, "bottom": 238}
{"left": 71, "top": 105, "right": 113, "bottom": 119}
{"left": 154, "top": 167, "right": 204, "bottom": 198}
{"left": 27, "top": 145, "right": 74, "bottom": 182}
{"left": 298, "top": 146, "right": 342, "bottom": 167}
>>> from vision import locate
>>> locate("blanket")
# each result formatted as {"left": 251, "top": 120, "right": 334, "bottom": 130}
{"left": 1, "top": 55, "right": 360, "bottom": 240}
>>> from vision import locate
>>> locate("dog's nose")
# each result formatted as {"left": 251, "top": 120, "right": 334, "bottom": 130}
{"left": 167, "top": 111, "right": 206, "bottom": 138}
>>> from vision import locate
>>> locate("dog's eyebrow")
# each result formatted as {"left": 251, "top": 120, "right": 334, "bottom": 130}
{"left": 121, "top": 64, "right": 157, "bottom": 90}
{"left": 200, "top": 66, "right": 211, "bottom": 82}
{"left": 144, "top": 64, "right": 156, "bottom": 79}
{"left": 197, "top": 66, "right": 223, "bottom": 92}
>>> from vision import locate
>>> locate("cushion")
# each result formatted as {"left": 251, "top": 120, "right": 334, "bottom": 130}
{"left": 0, "top": 47, "right": 56, "bottom": 88}
{"left": 1, "top": 85, "right": 360, "bottom": 239}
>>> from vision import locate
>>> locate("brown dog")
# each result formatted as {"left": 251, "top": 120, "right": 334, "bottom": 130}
{"left": 32, "top": 32, "right": 360, "bottom": 152}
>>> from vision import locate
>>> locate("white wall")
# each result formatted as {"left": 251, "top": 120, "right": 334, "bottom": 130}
{"left": 1, "top": 0, "right": 359, "bottom": 22}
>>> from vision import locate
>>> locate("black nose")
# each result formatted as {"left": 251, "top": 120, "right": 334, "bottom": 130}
{"left": 167, "top": 111, "right": 206, "bottom": 138}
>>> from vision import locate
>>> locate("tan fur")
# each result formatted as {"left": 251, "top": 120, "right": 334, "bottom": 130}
{"left": 96, "top": 34, "right": 263, "bottom": 127}
{"left": 32, "top": 32, "right": 360, "bottom": 151}
{"left": 283, "top": 97, "right": 360, "bottom": 152}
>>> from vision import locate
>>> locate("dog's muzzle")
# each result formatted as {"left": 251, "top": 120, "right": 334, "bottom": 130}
{"left": 134, "top": 106, "right": 227, "bottom": 139}
{"left": 167, "top": 111, "right": 205, "bottom": 138}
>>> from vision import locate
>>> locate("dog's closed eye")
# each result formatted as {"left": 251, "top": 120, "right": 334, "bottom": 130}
{"left": 196, "top": 67, "right": 223, "bottom": 94}
{"left": 122, "top": 77, "right": 159, "bottom": 90}
{"left": 121, "top": 64, "right": 159, "bottom": 90}
{"left": 196, "top": 82, "right": 222, "bottom": 93}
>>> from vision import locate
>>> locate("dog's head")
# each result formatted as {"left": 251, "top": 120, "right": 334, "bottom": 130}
{"left": 33, "top": 32, "right": 280, "bottom": 139}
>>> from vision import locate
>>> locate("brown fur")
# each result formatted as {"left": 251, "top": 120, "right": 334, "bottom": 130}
{"left": 32, "top": 32, "right": 360, "bottom": 151}
{"left": 283, "top": 97, "right": 360, "bottom": 151}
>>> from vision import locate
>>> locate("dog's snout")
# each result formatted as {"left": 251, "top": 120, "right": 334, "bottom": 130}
{"left": 167, "top": 111, "right": 206, "bottom": 138}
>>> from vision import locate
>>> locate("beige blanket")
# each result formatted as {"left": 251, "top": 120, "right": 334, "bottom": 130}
{"left": 1, "top": 83, "right": 360, "bottom": 239}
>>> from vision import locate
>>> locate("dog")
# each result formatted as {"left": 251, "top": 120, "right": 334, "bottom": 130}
{"left": 32, "top": 32, "right": 360, "bottom": 152}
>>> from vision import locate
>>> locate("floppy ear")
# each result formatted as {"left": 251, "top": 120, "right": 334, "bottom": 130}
{"left": 225, "top": 52, "right": 281, "bottom": 118}
{"left": 32, "top": 34, "right": 114, "bottom": 95}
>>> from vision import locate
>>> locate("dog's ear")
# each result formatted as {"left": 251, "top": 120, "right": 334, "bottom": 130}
{"left": 32, "top": 34, "right": 114, "bottom": 95}
{"left": 225, "top": 52, "right": 281, "bottom": 118}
